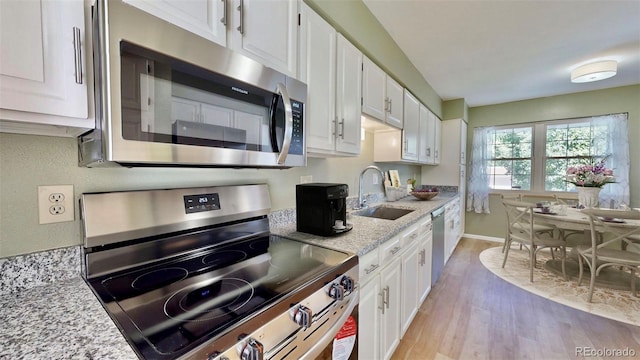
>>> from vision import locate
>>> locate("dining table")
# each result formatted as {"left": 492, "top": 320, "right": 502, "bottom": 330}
{"left": 532, "top": 206, "right": 640, "bottom": 291}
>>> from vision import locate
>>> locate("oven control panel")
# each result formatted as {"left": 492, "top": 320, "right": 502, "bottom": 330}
{"left": 184, "top": 193, "right": 221, "bottom": 214}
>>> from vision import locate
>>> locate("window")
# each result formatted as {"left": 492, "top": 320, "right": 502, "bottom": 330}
{"left": 485, "top": 115, "right": 626, "bottom": 193}
{"left": 467, "top": 113, "right": 629, "bottom": 213}
{"left": 488, "top": 126, "right": 533, "bottom": 190}
{"left": 545, "top": 121, "right": 609, "bottom": 192}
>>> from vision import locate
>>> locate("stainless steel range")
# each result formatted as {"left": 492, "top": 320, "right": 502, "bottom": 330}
{"left": 80, "top": 184, "right": 358, "bottom": 360}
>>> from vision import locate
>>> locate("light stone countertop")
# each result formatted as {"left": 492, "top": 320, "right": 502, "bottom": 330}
{"left": 0, "top": 193, "right": 458, "bottom": 360}
{"left": 270, "top": 193, "right": 458, "bottom": 256}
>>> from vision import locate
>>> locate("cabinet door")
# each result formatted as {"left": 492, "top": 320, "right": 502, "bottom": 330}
{"left": 418, "top": 104, "right": 430, "bottom": 163}
{"left": 124, "top": 0, "right": 226, "bottom": 46}
{"left": 419, "top": 231, "right": 433, "bottom": 303}
{"left": 361, "top": 56, "right": 386, "bottom": 122}
{"left": 401, "top": 241, "right": 419, "bottom": 336}
{"left": 335, "top": 34, "right": 362, "bottom": 155}
{"left": 402, "top": 90, "right": 419, "bottom": 161}
{"left": 385, "top": 77, "right": 403, "bottom": 129}
{"left": 460, "top": 120, "right": 468, "bottom": 165}
{"left": 433, "top": 115, "right": 442, "bottom": 164}
{"left": 380, "top": 257, "right": 402, "bottom": 360}
{"left": 358, "top": 278, "right": 381, "bottom": 360}
{"left": 229, "top": 0, "right": 298, "bottom": 77}
{"left": 172, "top": 97, "right": 200, "bottom": 123}
{"left": 0, "top": 0, "right": 87, "bottom": 119}
{"left": 300, "top": 3, "right": 336, "bottom": 153}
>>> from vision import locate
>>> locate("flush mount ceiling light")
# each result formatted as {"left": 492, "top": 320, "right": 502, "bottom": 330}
{"left": 571, "top": 60, "right": 617, "bottom": 83}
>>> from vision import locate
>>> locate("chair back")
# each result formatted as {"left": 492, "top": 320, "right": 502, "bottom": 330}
{"left": 554, "top": 194, "right": 578, "bottom": 205}
{"left": 581, "top": 209, "right": 640, "bottom": 255}
{"left": 502, "top": 199, "right": 535, "bottom": 243}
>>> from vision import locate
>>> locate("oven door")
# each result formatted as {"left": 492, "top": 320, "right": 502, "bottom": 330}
{"left": 81, "top": 0, "right": 306, "bottom": 168}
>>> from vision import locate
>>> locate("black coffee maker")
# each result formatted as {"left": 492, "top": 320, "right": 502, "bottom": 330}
{"left": 296, "top": 183, "right": 353, "bottom": 236}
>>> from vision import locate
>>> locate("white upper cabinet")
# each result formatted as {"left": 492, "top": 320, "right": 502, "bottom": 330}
{"left": 0, "top": 0, "right": 91, "bottom": 136}
{"left": 299, "top": 3, "right": 336, "bottom": 153}
{"left": 126, "top": 0, "right": 298, "bottom": 78}
{"left": 123, "top": 0, "right": 227, "bottom": 47}
{"left": 418, "top": 104, "right": 430, "bottom": 163}
{"left": 335, "top": 34, "right": 362, "bottom": 154}
{"left": 385, "top": 77, "right": 403, "bottom": 128}
{"left": 229, "top": 0, "right": 298, "bottom": 78}
{"left": 401, "top": 90, "right": 419, "bottom": 161}
{"left": 362, "top": 56, "right": 403, "bottom": 129}
{"left": 433, "top": 114, "right": 442, "bottom": 164}
{"left": 299, "top": 4, "right": 361, "bottom": 156}
{"left": 362, "top": 56, "right": 387, "bottom": 121}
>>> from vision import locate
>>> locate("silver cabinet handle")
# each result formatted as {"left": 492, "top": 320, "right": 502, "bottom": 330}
{"left": 384, "top": 97, "right": 389, "bottom": 112}
{"left": 338, "top": 119, "right": 345, "bottom": 139}
{"left": 378, "top": 290, "right": 385, "bottom": 314}
{"left": 276, "top": 83, "right": 293, "bottom": 164}
{"left": 73, "top": 27, "right": 83, "bottom": 84}
{"left": 390, "top": 246, "right": 401, "bottom": 255}
{"left": 332, "top": 116, "right": 337, "bottom": 136}
{"left": 389, "top": 99, "right": 392, "bottom": 113}
{"left": 427, "top": 148, "right": 431, "bottom": 157}
{"left": 220, "top": 0, "right": 227, "bottom": 25}
{"left": 364, "top": 264, "right": 379, "bottom": 274}
{"left": 384, "top": 285, "right": 390, "bottom": 309}
{"left": 236, "top": 0, "right": 244, "bottom": 34}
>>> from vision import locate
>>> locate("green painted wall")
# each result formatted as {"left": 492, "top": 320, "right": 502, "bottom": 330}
{"left": 305, "top": 0, "right": 442, "bottom": 116}
{"left": 442, "top": 99, "right": 468, "bottom": 120}
{"left": 465, "top": 85, "right": 640, "bottom": 239}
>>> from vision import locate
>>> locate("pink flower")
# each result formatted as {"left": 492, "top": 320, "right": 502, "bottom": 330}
{"left": 566, "top": 167, "right": 577, "bottom": 174}
{"left": 604, "top": 169, "right": 613, "bottom": 176}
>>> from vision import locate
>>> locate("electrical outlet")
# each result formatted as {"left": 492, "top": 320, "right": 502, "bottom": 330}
{"left": 300, "top": 175, "right": 313, "bottom": 184}
{"left": 38, "top": 185, "right": 74, "bottom": 224}
{"left": 372, "top": 173, "right": 379, "bottom": 185}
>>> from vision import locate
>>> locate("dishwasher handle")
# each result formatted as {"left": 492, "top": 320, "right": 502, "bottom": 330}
{"left": 431, "top": 206, "right": 445, "bottom": 218}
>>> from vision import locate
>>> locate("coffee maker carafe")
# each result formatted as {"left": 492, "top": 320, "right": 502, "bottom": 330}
{"left": 296, "top": 183, "right": 352, "bottom": 236}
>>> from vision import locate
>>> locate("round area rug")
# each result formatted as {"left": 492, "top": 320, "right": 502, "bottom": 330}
{"left": 479, "top": 246, "right": 640, "bottom": 327}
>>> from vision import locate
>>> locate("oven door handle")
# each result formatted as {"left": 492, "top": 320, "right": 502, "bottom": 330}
{"left": 275, "top": 83, "right": 293, "bottom": 165}
{"left": 300, "top": 287, "right": 359, "bottom": 360}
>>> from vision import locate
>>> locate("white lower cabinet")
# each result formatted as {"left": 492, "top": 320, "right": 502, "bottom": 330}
{"left": 358, "top": 220, "right": 434, "bottom": 360}
{"left": 418, "top": 217, "right": 433, "bottom": 303}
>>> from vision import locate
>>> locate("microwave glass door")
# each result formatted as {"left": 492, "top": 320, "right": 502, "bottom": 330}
{"left": 119, "top": 42, "right": 297, "bottom": 154}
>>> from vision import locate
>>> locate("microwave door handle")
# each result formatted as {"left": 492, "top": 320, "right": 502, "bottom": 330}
{"left": 276, "top": 83, "right": 293, "bottom": 165}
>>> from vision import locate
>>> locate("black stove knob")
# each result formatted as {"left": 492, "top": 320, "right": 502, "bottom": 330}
{"left": 327, "top": 283, "right": 344, "bottom": 301}
{"left": 289, "top": 305, "right": 313, "bottom": 328}
{"left": 340, "top": 276, "right": 354, "bottom": 293}
{"left": 238, "top": 338, "right": 263, "bottom": 360}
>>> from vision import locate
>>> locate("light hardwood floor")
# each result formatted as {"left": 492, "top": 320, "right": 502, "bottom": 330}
{"left": 392, "top": 238, "right": 640, "bottom": 360}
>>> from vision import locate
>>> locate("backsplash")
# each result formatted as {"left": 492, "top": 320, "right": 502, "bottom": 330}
{"left": 1, "top": 192, "right": 387, "bottom": 295}
{"left": 420, "top": 184, "right": 459, "bottom": 193}
{"left": 0, "top": 246, "right": 80, "bottom": 296}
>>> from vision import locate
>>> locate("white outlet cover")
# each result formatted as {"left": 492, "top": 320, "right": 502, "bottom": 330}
{"left": 38, "top": 185, "right": 74, "bottom": 224}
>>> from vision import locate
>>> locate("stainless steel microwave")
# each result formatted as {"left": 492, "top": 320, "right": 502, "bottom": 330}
{"left": 79, "top": 0, "right": 306, "bottom": 168}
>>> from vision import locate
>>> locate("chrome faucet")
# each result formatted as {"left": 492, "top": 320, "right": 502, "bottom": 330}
{"left": 356, "top": 165, "right": 386, "bottom": 209}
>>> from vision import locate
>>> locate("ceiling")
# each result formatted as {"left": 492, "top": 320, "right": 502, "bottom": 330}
{"left": 363, "top": 0, "right": 640, "bottom": 107}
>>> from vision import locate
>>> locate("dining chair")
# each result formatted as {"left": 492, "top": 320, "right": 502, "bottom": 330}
{"left": 501, "top": 199, "right": 567, "bottom": 282}
{"left": 577, "top": 209, "right": 640, "bottom": 302}
{"left": 500, "top": 194, "right": 555, "bottom": 253}
{"left": 553, "top": 194, "right": 589, "bottom": 245}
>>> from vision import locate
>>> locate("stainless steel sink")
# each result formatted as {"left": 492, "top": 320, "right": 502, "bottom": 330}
{"left": 353, "top": 206, "right": 414, "bottom": 221}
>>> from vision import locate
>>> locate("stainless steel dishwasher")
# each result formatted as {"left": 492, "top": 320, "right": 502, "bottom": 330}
{"left": 431, "top": 206, "right": 445, "bottom": 285}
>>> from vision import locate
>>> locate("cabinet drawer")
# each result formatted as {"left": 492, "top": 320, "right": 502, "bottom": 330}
{"left": 418, "top": 217, "right": 432, "bottom": 235}
{"left": 380, "top": 235, "right": 402, "bottom": 265}
{"left": 359, "top": 247, "right": 381, "bottom": 283}
{"left": 400, "top": 224, "right": 419, "bottom": 248}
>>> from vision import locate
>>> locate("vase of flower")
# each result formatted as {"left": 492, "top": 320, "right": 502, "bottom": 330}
{"left": 565, "top": 158, "right": 615, "bottom": 208}
{"left": 577, "top": 186, "right": 601, "bottom": 208}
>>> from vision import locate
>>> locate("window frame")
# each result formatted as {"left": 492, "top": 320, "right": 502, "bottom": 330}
{"left": 488, "top": 116, "right": 610, "bottom": 195}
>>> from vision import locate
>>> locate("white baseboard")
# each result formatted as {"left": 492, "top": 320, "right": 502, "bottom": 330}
{"left": 462, "top": 233, "right": 503, "bottom": 243}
